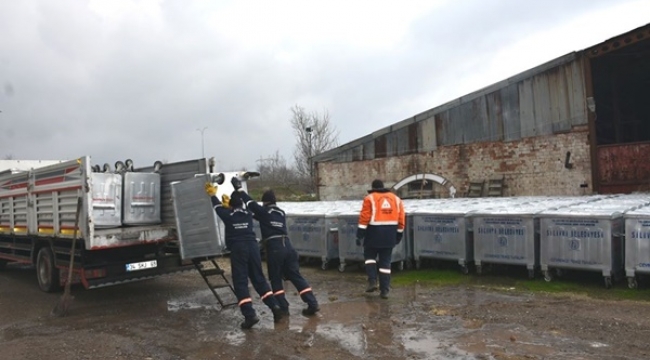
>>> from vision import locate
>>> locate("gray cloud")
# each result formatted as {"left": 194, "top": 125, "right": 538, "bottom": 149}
{"left": 0, "top": 0, "right": 647, "bottom": 171}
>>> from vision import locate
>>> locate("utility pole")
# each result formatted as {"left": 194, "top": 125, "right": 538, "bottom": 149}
{"left": 197, "top": 127, "right": 208, "bottom": 158}
{"left": 305, "top": 126, "right": 313, "bottom": 191}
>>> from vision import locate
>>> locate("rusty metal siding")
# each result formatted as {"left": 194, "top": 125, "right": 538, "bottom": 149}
{"left": 384, "top": 130, "right": 394, "bottom": 157}
{"left": 313, "top": 55, "right": 588, "bottom": 164}
{"left": 435, "top": 111, "right": 450, "bottom": 146}
{"left": 419, "top": 116, "right": 437, "bottom": 152}
{"left": 375, "top": 135, "right": 387, "bottom": 158}
{"left": 365, "top": 57, "right": 586, "bottom": 158}
{"left": 408, "top": 123, "right": 418, "bottom": 153}
{"left": 501, "top": 83, "right": 520, "bottom": 141}
{"left": 460, "top": 97, "right": 489, "bottom": 143}
{"left": 350, "top": 146, "right": 363, "bottom": 162}
{"left": 448, "top": 106, "right": 465, "bottom": 145}
{"left": 519, "top": 78, "right": 536, "bottom": 138}
{"left": 363, "top": 140, "right": 375, "bottom": 160}
{"left": 597, "top": 142, "right": 650, "bottom": 193}
{"left": 394, "top": 126, "right": 410, "bottom": 156}
{"left": 548, "top": 67, "right": 571, "bottom": 133}
{"left": 532, "top": 74, "right": 553, "bottom": 136}
{"left": 566, "top": 59, "right": 587, "bottom": 126}
{"left": 486, "top": 91, "right": 504, "bottom": 143}
{"left": 337, "top": 149, "right": 350, "bottom": 162}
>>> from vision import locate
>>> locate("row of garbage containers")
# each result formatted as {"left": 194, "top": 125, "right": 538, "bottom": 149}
{"left": 266, "top": 194, "right": 650, "bottom": 289}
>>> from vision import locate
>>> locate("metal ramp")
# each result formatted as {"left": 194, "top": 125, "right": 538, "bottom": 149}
{"left": 192, "top": 257, "right": 238, "bottom": 308}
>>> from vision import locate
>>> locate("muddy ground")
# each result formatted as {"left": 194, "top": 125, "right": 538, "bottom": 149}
{"left": 2, "top": 259, "right": 650, "bottom": 360}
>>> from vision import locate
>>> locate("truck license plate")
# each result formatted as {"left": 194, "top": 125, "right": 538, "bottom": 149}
{"left": 125, "top": 260, "right": 157, "bottom": 272}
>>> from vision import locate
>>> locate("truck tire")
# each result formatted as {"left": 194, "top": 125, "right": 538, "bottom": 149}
{"left": 36, "top": 247, "right": 61, "bottom": 293}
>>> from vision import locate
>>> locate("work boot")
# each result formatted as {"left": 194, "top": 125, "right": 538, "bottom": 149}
{"left": 240, "top": 316, "right": 260, "bottom": 329}
{"left": 380, "top": 289, "right": 389, "bottom": 299}
{"left": 279, "top": 307, "right": 290, "bottom": 316}
{"left": 365, "top": 279, "right": 378, "bottom": 293}
{"left": 272, "top": 306, "right": 286, "bottom": 323}
{"left": 301, "top": 305, "right": 320, "bottom": 316}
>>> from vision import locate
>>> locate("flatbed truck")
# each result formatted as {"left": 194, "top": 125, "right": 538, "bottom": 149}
{"left": 0, "top": 156, "right": 218, "bottom": 291}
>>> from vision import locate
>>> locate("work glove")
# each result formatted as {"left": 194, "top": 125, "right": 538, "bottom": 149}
{"left": 221, "top": 194, "right": 231, "bottom": 208}
{"left": 355, "top": 237, "right": 363, "bottom": 247}
{"left": 356, "top": 228, "right": 366, "bottom": 240}
{"left": 231, "top": 177, "right": 242, "bottom": 191}
{"left": 204, "top": 182, "right": 217, "bottom": 197}
{"left": 396, "top": 232, "right": 403, "bottom": 245}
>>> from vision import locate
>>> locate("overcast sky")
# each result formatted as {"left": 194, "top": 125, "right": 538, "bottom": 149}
{"left": 1, "top": 0, "right": 648, "bottom": 171}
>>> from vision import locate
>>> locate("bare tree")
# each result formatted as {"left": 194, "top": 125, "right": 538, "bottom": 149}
{"left": 290, "top": 105, "right": 339, "bottom": 190}
{"left": 255, "top": 150, "right": 296, "bottom": 188}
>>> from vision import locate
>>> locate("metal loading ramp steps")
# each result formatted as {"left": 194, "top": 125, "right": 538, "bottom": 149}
{"left": 192, "top": 258, "right": 238, "bottom": 308}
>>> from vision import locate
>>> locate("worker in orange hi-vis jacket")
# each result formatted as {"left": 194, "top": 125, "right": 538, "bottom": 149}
{"left": 356, "top": 179, "right": 406, "bottom": 299}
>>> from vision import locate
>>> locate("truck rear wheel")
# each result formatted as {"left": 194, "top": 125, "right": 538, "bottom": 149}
{"left": 36, "top": 247, "right": 61, "bottom": 292}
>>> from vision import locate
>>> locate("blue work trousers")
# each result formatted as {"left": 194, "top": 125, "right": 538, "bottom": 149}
{"left": 230, "top": 241, "right": 279, "bottom": 318}
{"left": 266, "top": 237, "right": 318, "bottom": 310}
{"left": 363, "top": 247, "right": 393, "bottom": 293}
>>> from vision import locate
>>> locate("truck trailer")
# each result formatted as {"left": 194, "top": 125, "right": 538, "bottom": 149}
{"left": 0, "top": 156, "right": 235, "bottom": 292}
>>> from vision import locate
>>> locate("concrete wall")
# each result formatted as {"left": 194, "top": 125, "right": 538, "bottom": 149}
{"left": 316, "top": 127, "right": 592, "bottom": 200}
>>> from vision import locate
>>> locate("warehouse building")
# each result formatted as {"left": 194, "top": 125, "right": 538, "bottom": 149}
{"left": 313, "top": 23, "right": 650, "bottom": 201}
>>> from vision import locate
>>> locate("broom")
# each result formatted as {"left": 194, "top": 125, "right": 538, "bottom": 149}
{"left": 51, "top": 196, "right": 83, "bottom": 317}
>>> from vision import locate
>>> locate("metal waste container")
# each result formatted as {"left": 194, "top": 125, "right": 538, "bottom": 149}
{"left": 539, "top": 194, "right": 650, "bottom": 288}
{"left": 472, "top": 196, "right": 600, "bottom": 278}
{"left": 90, "top": 172, "right": 122, "bottom": 228}
{"left": 286, "top": 213, "right": 330, "bottom": 267}
{"left": 624, "top": 204, "right": 650, "bottom": 288}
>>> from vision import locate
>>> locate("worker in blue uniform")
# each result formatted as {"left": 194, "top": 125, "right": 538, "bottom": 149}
{"left": 231, "top": 177, "right": 320, "bottom": 317}
{"left": 205, "top": 182, "right": 285, "bottom": 329}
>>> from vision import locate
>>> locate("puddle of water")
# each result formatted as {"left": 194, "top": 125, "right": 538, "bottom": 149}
{"left": 279, "top": 297, "right": 483, "bottom": 359}
{"left": 166, "top": 290, "right": 220, "bottom": 312}
{"left": 590, "top": 342, "right": 609, "bottom": 348}
{"left": 224, "top": 330, "right": 247, "bottom": 346}
{"left": 171, "top": 285, "right": 596, "bottom": 359}
{"left": 399, "top": 329, "right": 476, "bottom": 359}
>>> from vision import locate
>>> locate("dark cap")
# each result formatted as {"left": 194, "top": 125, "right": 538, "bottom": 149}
{"left": 368, "top": 179, "right": 386, "bottom": 193}
{"left": 261, "top": 190, "right": 276, "bottom": 204}
{"left": 229, "top": 191, "right": 243, "bottom": 208}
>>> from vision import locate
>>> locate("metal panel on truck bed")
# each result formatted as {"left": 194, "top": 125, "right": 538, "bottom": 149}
{"left": 171, "top": 174, "right": 227, "bottom": 260}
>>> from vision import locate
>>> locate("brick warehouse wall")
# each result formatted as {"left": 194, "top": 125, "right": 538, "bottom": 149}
{"left": 316, "top": 127, "right": 592, "bottom": 200}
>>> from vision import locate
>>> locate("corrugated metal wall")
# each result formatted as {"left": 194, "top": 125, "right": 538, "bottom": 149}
{"left": 322, "top": 54, "right": 587, "bottom": 163}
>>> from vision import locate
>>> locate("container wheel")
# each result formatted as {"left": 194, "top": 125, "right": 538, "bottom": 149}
{"left": 476, "top": 265, "right": 482, "bottom": 275}
{"left": 338, "top": 263, "right": 346, "bottom": 273}
{"left": 628, "top": 277, "right": 638, "bottom": 289}
{"left": 604, "top": 276, "right": 613, "bottom": 289}
{"left": 321, "top": 261, "right": 329, "bottom": 271}
{"left": 36, "top": 247, "right": 61, "bottom": 293}
{"left": 555, "top": 268, "right": 564, "bottom": 278}
{"left": 404, "top": 259, "right": 413, "bottom": 270}
{"left": 461, "top": 265, "right": 469, "bottom": 275}
{"left": 543, "top": 270, "right": 552, "bottom": 282}
{"left": 528, "top": 269, "right": 535, "bottom": 279}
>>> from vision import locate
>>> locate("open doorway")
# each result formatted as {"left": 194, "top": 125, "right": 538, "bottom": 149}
{"left": 589, "top": 25, "right": 650, "bottom": 193}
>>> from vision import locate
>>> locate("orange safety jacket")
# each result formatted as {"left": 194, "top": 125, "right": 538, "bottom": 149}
{"left": 357, "top": 189, "right": 405, "bottom": 248}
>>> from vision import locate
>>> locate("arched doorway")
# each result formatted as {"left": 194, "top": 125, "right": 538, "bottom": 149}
{"left": 392, "top": 173, "right": 457, "bottom": 199}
